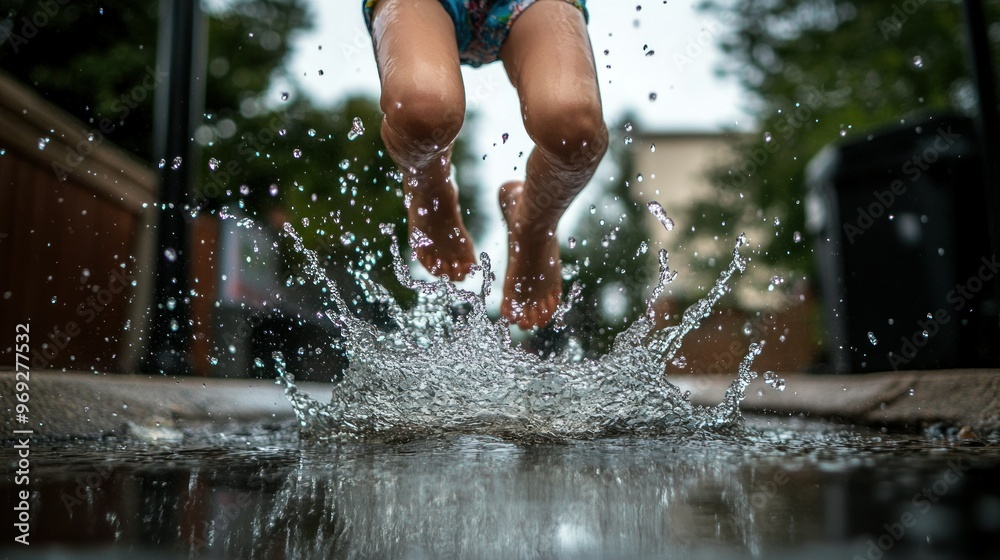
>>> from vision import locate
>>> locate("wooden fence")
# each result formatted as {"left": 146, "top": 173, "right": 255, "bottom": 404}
{"left": 0, "top": 71, "right": 156, "bottom": 373}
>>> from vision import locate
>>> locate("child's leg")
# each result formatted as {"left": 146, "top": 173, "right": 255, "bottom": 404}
{"left": 371, "top": 0, "right": 476, "bottom": 280}
{"left": 498, "top": 0, "right": 608, "bottom": 328}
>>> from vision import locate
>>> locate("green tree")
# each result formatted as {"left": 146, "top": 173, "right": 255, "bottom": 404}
{"left": 0, "top": 0, "right": 309, "bottom": 161}
{"left": 694, "top": 0, "right": 997, "bottom": 274}
{"left": 1, "top": 0, "right": 483, "bottom": 308}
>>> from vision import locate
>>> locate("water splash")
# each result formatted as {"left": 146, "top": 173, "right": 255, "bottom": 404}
{"left": 276, "top": 205, "right": 762, "bottom": 442}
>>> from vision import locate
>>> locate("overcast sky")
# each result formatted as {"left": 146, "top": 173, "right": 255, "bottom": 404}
{"left": 276, "top": 0, "right": 753, "bottom": 306}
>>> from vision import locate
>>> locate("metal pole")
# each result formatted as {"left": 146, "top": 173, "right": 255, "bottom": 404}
{"left": 963, "top": 0, "right": 1000, "bottom": 271}
{"left": 141, "top": 0, "right": 205, "bottom": 375}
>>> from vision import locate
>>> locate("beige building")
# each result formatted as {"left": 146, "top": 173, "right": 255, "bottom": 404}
{"left": 631, "top": 130, "right": 818, "bottom": 374}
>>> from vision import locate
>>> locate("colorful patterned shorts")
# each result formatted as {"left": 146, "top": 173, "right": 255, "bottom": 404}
{"left": 363, "top": 0, "right": 589, "bottom": 67}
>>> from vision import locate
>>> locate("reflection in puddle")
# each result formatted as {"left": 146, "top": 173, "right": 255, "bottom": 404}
{"left": 4, "top": 424, "right": 1000, "bottom": 559}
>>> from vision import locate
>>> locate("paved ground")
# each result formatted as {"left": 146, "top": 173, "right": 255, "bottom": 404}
{"left": 1, "top": 369, "right": 998, "bottom": 439}
{"left": 672, "top": 369, "right": 1000, "bottom": 435}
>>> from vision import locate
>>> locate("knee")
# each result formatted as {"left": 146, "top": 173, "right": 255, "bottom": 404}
{"left": 381, "top": 84, "right": 465, "bottom": 151}
{"left": 527, "top": 97, "right": 608, "bottom": 166}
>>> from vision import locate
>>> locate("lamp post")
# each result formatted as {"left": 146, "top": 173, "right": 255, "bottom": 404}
{"left": 963, "top": 0, "right": 1000, "bottom": 283}
{"left": 141, "top": 0, "right": 206, "bottom": 375}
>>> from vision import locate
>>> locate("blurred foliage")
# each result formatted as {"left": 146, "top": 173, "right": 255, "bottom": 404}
{"left": 0, "top": 0, "right": 309, "bottom": 160}
{"left": 694, "top": 0, "right": 999, "bottom": 276}
{"left": 0, "top": 0, "right": 482, "bottom": 308}
{"left": 1, "top": 2, "right": 161, "bottom": 154}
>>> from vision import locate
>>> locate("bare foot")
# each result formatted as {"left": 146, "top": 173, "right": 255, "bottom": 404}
{"left": 405, "top": 174, "right": 476, "bottom": 281}
{"left": 499, "top": 181, "right": 562, "bottom": 329}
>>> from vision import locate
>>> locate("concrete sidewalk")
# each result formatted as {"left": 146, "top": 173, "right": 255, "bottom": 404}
{"left": 672, "top": 369, "right": 1000, "bottom": 434}
{"left": 2, "top": 369, "right": 998, "bottom": 439}
{"left": 0, "top": 370, "right": 331, "bottom": 440}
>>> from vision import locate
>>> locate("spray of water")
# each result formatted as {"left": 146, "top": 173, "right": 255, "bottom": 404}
{"left": 275, "top": 204, "right": 761, "bottom": 442}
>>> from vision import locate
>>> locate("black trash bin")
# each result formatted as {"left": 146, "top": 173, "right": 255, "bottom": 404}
{"left": 806, "top": 114, "right": 1000, "bottom": 373}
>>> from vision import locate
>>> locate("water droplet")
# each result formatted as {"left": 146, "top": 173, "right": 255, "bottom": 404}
{"left": 770, "top": 276, "right": 784, "bottom": 287}
{"left": 281, "top": 92, "right": 289, "bottom": 101}
{"left": 647, "top": 201, "right": 674, "bottom": 231}
{"left": 208, "top": 158, "right": 220, "bottom": 171}
{"left": 839, "top": 128, "right": 847, "bottom": 137}
{"left": 502, "top": 132, "right": 509, "bottom": 144}
{"left": 158, "top": 159, "right": 166, "bottom": 169}
{"left": 649, "top": 92, "right": 657, "bottom": 101}
{"left": 912, "top": 55, "right": 923, "bottom": 68}
{"left": 868, "top": 331, "right": 878, "bottom": 346}
{"left": 348, "top": 117, "right": 365, "bottom": 140}
{"left": 278, "top": 129, "right": 287, "bottom": 137}
{"left": 164, "top": 248, "right": 177, "bottom": 262}
{"left": 793, "top": 231, "right": 802, "bottom": 243}
{"left": 339, "top": 159, "right": 350, "bottom": 170}
{"left": 589, "top": 205, "right": 597, "bottom": 215}
{"left": 624, "top": 122, "right": 633, "bottom": 132}
{"left": 409, "top": 227, "right": 433, "bottom": 248}
{"left": 292, "top": 148, "right": 302, "bottom": 158}
{"left": 166, "top": 297, "right": 176, "bottom": 311}
{"left": 649, "top": 143, "right": 656, "bottom": 153}
{"left": 37, "top": 137, "right": 50, "bottom": 150}
{"left": 763, "top": 132, "right": 773, "bottom": 143}
{"left": 269, "top": 184, "right": 279, "bottom": 197}
{"left": 239, "top": 184, "right": 251, "bottom": 196}
{"left": 308, "top": 128, "right": 316, "bottom": 137}
{"left": 764, "top": 371, "right": 785, "bottom": 391}
{"left": 773, "top": 217, "right": 780, "bottom": 226}
{"left": 568, "top": 236, "right": 577, "bottom": 249}
{"left": 171, "top": 156, "right": 182, "bottom": 169}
